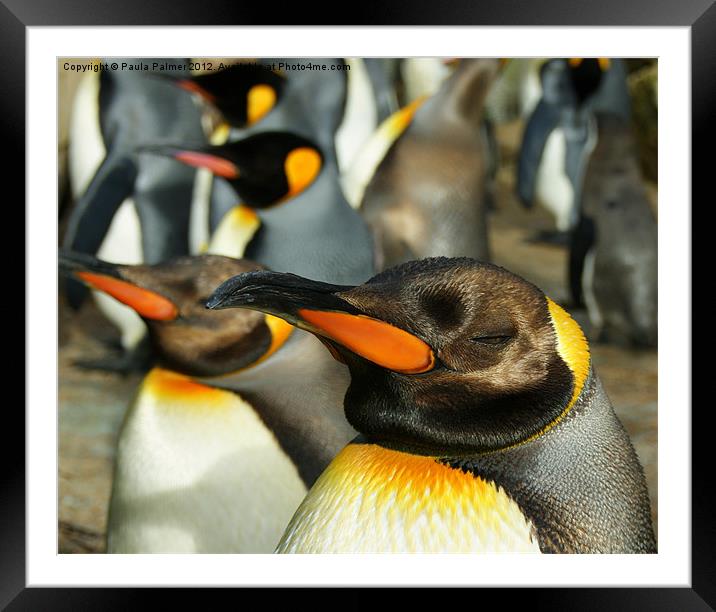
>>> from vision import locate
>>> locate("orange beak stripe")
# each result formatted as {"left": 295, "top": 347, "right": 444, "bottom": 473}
{"left": 76, "top": 272, "right": 178, "bottom": 321}
{"left": 174, "top": 151, "right": 239, "bottom": 179}
{"left": 177, "top": 80, "right": 217, "bottom": 103}
{"left": 298, "top": 309, "right": 435, "bottom": 374}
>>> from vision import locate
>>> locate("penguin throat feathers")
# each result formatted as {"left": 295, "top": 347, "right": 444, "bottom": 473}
{"left": 276, "top": 443, "right": 541, "bottom": 553}
{"left": 546, "top": 297, "right": 590, "bottom": 414}
{"left": 247, "top": 84, "right": 276, "bottom": 125}
{"left": 76, "top": 272, "right": 178, "bottom": 321}
{"left": 284, "top": 148, "right": 322, "bottom": 199}
{"left": 199, "top": 314, "right": 295, "bottom": 381}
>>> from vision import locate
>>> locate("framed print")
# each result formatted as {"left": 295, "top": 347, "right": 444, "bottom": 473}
{"left": 13, "top": 0, "right": 707, "bottom": 607}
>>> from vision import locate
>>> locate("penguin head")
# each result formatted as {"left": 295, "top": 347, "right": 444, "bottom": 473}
{"left": 139, "top": 131, "right": 323, "bottom": 208}
{"left": 60, "top": 250, "right": 294, "bottom": 377}
{"left": 173, "top": 63, "right": 286, "bottom": 128}
{"left": 566, "top": 58, "right": 611, "bottom": 106}
{"left": 207, "top": 257, "right": 590, "bottom": 456}
{"left": 538, "top": 58, "right": 611, "bottom": 110}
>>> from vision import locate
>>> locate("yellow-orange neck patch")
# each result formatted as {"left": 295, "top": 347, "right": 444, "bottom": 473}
{"left": 284, "top": 147, "right": 322, "bottom": 199}
{"left": 276, "top": 443, "right": 540, "bottom": 553}
{"left": 247, "top": 84, "right": 276, "bottom": 125}
{"left": 143, "top": 367, "right": 230, "bottom": 403}
{"left": 207, "top": 205, "right": 261, "bottom": 258}
{"left": 77, "top": 272, "right": 178, "bottom": 321}
{"left": 258, "top": 314, "right": 294, "bottom": 364}
{"left": 387, "top": 96, "right": 426, "bottom": 138}
{"left": 298, "top": 309, "right": 434, "bottom": 374}
{"left": 546, "top": 297, "right": 591, "bottom": 412}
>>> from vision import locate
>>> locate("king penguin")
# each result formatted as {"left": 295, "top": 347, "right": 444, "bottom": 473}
{"left": 64, "top": 58, "right": 208, "bottom": 370}
{"left": 517, "top": 58, "right": 631, "bottom": 241}
{"left": 207, "top": 257, "right": 656, "bottom": 553}
{"left": 60, "top": 249, "right": 357, "bottom": 553}
{"left": 570, "top": 113, "right": 657, "bottom": 347}
{"left": 142, "top": 130, "right": 375, "bottom": 285}
{"left": 175, "top": 59, "right": 346, "bottom": 163}
{"left": 175, "top": 58, "right": 397, "bottom": 179}
{"left": 343, "top": 59, "right": 500, "bottom": 270}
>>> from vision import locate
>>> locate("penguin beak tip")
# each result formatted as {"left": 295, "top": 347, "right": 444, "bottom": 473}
{"left": 205, "top": 294, "right": 226, "bottom": 310}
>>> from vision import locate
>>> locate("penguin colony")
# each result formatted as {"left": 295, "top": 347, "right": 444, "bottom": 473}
{"left": 59, "top": 57, "right": 657, "bottom": 554}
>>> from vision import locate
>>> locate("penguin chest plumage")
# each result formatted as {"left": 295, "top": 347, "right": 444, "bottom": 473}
{"left": 534, "top": 128, "right": 574, "bottom": 232}
{"left": 276, "top": 443, "right": 541, "bottom": 553}
{"left": 107, "top": 368, "right": 307, "bottom": 553}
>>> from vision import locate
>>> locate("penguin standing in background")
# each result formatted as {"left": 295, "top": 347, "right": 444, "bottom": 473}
{"left": 165, "top": 59, "right": 361, "bottom": 250}
{"left": 142, "top": 130, "right": 374, "bottom": 286}
{"left": 517, "top": 58, "right": 631, "bottom": 241}
{"left": 208, "top": 257, "right": 656, "bottom": 553}
{"left": 64, "top": 58, "right": 207, "bottom": 370}
{"left": 176, "top": 58, "right": 398, "bottom": 177}
{"left": 345, "top": 59, "right": 500, "bottom": 270}
{"left": 571, "top": 113, "right": 657, "bottom": 347}
{"left": 60, "top": 249, "right": 356, "bottom": 553}
{"left": 176, "top": 59, "right": 346, "bottom": 161}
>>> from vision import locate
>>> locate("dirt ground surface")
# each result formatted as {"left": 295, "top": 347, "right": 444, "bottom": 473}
{"left": 58, "top": 120, "right": 658, "bottom": 554}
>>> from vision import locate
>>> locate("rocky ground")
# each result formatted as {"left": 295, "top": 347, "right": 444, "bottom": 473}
{"left": 58, "top": 120, "right": 658, "bottom": 553}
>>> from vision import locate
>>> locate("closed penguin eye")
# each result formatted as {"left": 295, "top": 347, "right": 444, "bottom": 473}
{"left": 471, "top": 335, "right": 512, "bottom": 346}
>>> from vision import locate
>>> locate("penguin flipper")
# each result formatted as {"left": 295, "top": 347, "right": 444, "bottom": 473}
{"left": 63, "top": 154, "right": 137, "bottom": 254}
{"left": 133, "top": 182, "right": 192, "bottom": 265}
{"left": 62, "top": 154, "right": 138, "bottom": 307}
{"left": 517, "top": 99, "right": 561, "bottom": 208}
{"left": 568, "top": 214, "right": 596, "bottom": 307}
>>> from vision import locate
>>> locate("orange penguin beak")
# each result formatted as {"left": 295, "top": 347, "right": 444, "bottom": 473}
{"left": 60, "top": 250, "right": 179, "bottom": 321}
{"left": 206, "top": 270, "right": 435, "bottom": 375}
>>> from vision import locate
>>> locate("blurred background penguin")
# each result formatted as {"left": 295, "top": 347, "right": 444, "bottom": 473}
{"left": 58, "top": 56, "right": 658, "bottom": 553}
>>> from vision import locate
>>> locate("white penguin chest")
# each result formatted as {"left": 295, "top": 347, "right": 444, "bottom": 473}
{"left": 276, "top": 443, "right": 541, "bottom": 554}
{"left": 107, "top": 368, "right": 307, "bottom": 553}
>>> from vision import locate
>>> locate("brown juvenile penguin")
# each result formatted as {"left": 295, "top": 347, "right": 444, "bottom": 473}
{"left": 60, "top": 249, "right": 355, "bottom": 553}
{"left": 208, "top": 257, "right": 656, "bottom": 553}
{"left": 344, "top": 59, "right": 499, "bottom": 270}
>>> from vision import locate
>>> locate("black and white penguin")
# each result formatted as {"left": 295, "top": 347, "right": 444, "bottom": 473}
{"left": 207, "top": 257, "right": 656, "bottom": 553}
{"left": 517, "top": 58, "right": 631, "bottom": 240}
{"left": 60, "top": 249, "right": 356, "bottom": 553}
{"left": 142, "top": 130, "right": 375, "bottom": 286}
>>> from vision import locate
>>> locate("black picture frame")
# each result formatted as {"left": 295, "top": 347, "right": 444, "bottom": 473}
{"left": 12, "top": 0, "right": 706, "bottom": 607}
